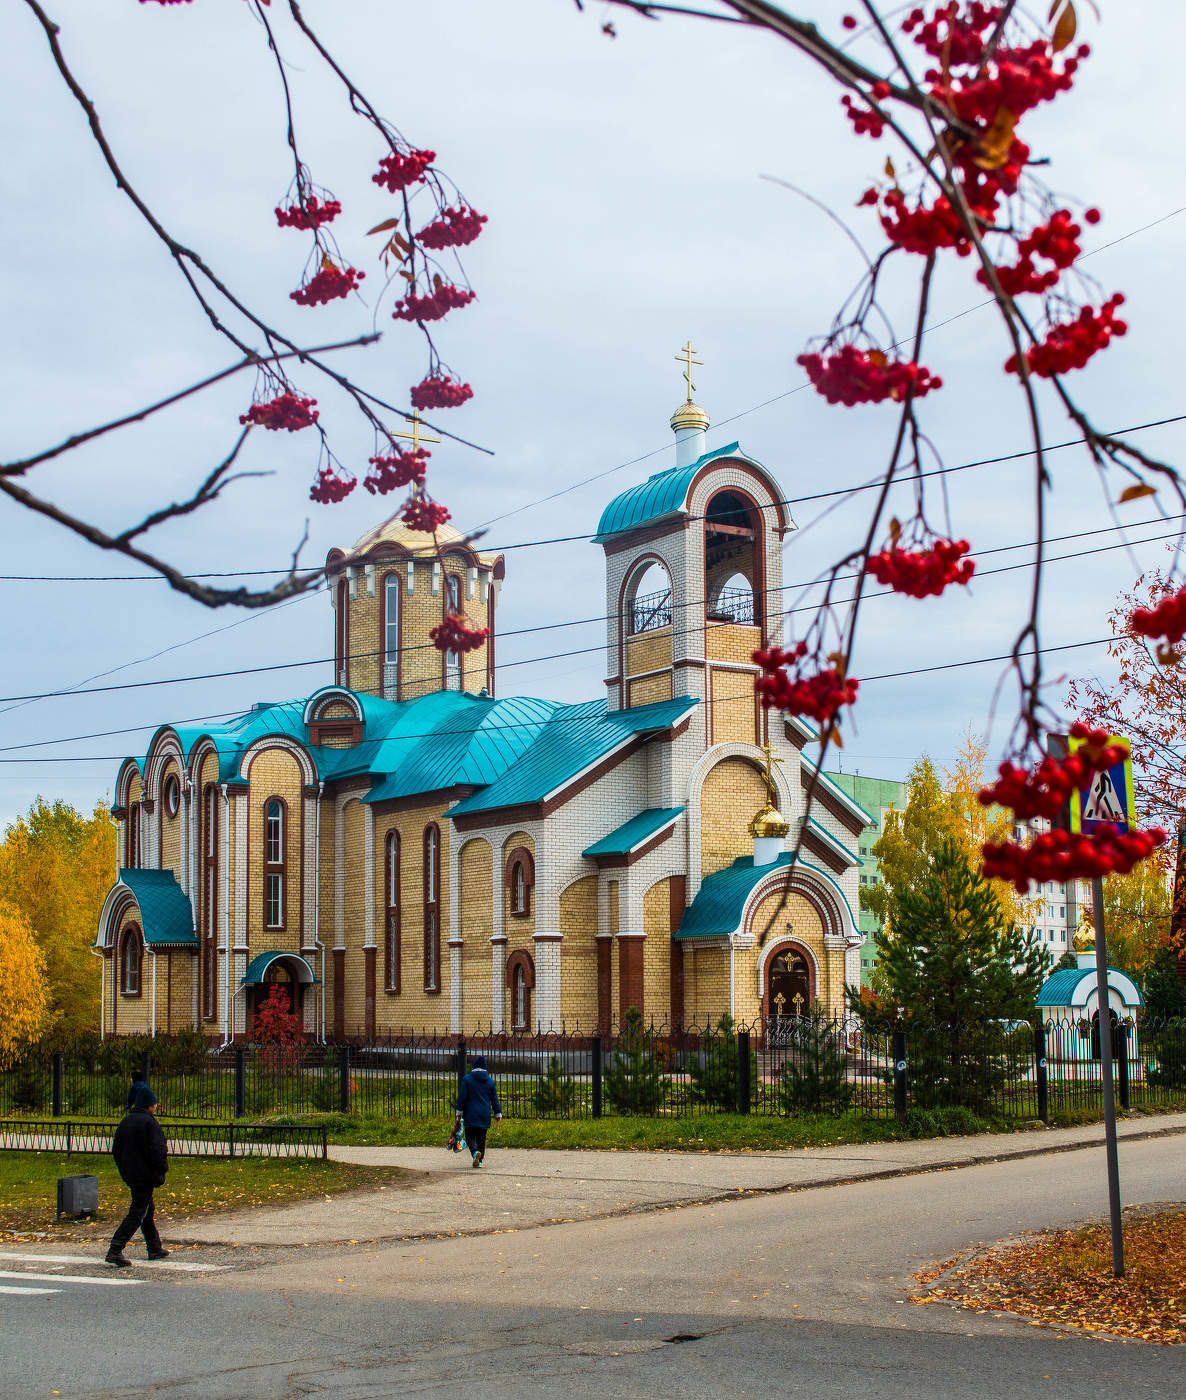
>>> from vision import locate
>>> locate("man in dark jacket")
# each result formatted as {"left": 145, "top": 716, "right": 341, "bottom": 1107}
{"left": 105, "top": 1086, "right": 170, "bottom": 1267}
{"left": 454, "top": 1055, "right": 502, "bottom": 1168}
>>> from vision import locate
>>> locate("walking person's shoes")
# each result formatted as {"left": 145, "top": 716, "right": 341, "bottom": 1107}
{"left": 472, "top": 1151, "right": 482, "bottom": 1168}
{"left": 147, "top": 1248, "right": 171, "bottom": 1260}
{"left": 104, "top": 1249, "right": 132, "bottom": 1268}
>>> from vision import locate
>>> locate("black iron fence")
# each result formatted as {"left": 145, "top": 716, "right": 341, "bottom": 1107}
{"left": 0, "top": 1118, "right": 327, "bottom": 1159}
{"left": 2, "top": 1017, "right": 1183, "bottom": 1125}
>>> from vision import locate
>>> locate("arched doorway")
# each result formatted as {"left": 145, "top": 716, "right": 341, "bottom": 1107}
{"left": 244, "top": 954, "right": 311, "bottom": 1034}
{"left": 767, "top": 946, "right": 812, "bottom": 1023}
{"left": 1090, "top": 1007, "right": 1122, "bottom": 1062}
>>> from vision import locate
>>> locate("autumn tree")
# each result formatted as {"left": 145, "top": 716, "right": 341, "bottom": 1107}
{"left": 1078, "top": 847, "right": 1173, "bottom": 981}
{"left": 0, "top": 902, "right": 50, "bottom": 1068}
{"left": 0, "top": 798, "right": 116, "bottom": 1042}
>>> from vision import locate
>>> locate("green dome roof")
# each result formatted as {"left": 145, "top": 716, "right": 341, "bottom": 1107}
{"left": 594, "top": 442, "right": 745, "bottom": 542}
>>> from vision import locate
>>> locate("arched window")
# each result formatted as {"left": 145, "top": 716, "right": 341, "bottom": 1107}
{"left": 120, "top": 925, "right": 142, "bottom": 997}
{"left": 625, "top": 560, "right": 672, "bottom": 636}
{"left": 704, "top": 489, "right": 762, "bottom": 629}
{"left": 444, "top": 574, "right": 462, "bottom": 690}
{"left": 707, "top": 569, "right": 755, "bottom": 624}
{"left": 385, "top": 830, "right": 401, "bottom": 993}
{"left": 506, "top": 951, "right": 535, "bottom": 1032}
{"left": 263, "top": 798, "right": 285, "bottom": 930}
{"left": 505, "top": 847, "right": 535, "bottom": 919}
{"left": 126, "top": 800, "right": 141, "bottom": 870}
{"left": 423, "top": 824, "right": 441, "bottom": 992}
{"left": 335, "top": 575, "right": 350, "bottom": 686}
{"left": 382, "top": 572, "right": 401, "bottom": 700}
{"left": 163, "top": 773, "right": 180, "bottom": 819}
{"left": 201, "top": 782, "right": 218, "bottom": 1020}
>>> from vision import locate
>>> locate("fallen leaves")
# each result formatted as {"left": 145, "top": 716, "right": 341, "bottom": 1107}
{"left": 916, "top": 1207, "right": 1186, "bottom": 1345}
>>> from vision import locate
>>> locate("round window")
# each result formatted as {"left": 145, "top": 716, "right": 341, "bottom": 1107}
{"left": 163, "top": 774, "right": 180, "bottom": 818}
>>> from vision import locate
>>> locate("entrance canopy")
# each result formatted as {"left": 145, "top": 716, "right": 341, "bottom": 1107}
{"left": 241, "top": 952, "right": 318, "bottom": 986}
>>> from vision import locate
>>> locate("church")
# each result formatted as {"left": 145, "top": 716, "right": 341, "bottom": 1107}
{"left": 94, "top": 361, "right": 871, "bottom": 1041}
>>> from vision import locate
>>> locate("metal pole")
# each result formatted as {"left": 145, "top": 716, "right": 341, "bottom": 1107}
{"left": 591, "top": 1035, "right": 603, "bottom": 1120}
{"left": 1091, "top": 874, "right": 1125, "bottom": 1277}
{"left": 1035, "top": 1023, "right": 1049, "bottom": 1125}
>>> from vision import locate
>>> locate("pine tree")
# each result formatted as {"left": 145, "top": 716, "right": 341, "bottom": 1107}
{"left": 531, "top": 1055, "right": 576, "bottom": 1115}
{"left": 778, "top": 1016, "right": 852, "bottom": 1115}
{"left": 689, "top": 1014, "right": 757, "bottom": 1109}
{"left": 858, "top": 836, "right": 1051, "bottom": 1110}
{"left": 603, "top": 1008, "right": 666, "bottom": 1114}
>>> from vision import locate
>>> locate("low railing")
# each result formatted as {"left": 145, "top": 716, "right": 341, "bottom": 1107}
{"left": 706, "top": 585, "right": 755, "bottom": 624}
{"left": 629, "top": 589, "right": 672, "bottom": 634}
{"left": 0, "top": 1118, "right": 327, "bottom": 1158}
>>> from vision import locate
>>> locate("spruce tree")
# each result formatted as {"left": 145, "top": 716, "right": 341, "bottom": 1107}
{"left": 689, "top": 1014, "right": 757, "bottom": 1109}
{"left": 603, "top": 1008, "right": 666, "bottom": 1114}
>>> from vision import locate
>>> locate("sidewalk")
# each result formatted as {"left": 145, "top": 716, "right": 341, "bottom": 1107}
{"left": 174, "top": 1111, "right": 1186, "bottom": 1248}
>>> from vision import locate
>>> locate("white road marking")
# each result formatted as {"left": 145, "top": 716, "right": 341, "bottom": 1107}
{"left": 0, "top": 1285, "right": 59, "bottom": 1296}
{"left": 0, "top": 1251, "right": 224, "bottom": 1273}
{"left": 0, "top": 1269, "right": 141, "bottom": 1287}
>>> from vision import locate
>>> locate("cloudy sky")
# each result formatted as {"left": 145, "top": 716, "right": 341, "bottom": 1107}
{"left": 1, "top": 0, "right": 1183, "bottom": 828}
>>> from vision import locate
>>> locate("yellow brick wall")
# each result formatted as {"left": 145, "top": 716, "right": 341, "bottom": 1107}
{"left": 459, "top": 838, "right": 493, "bottom": 1034}
{"left": 745, "top": 887, "right": 844, "bottom": 1018}
{"left": 705, "top": 623, "right": 760, "bottom": 665}
{"left": 628, "top": 672, "right": 673, "bottom": 708}
{"left": 159, "top": 759, "right": 181, "bottom": 881}
{"left": 641, "top": 879, "right": 672, "bottom": 1025}
{"left": 320, "top": 701, "right": 354, "bottom": 719}
{"left": 372, "top": 800, "right": 452, "bottom": 1032}
{"left": 700, "top": 757, "right": 766, "bottom": 879}
{"left": 502, "top": 831, "right": 535, "bottom": 964}
{"left": 163, "top": 953, "right": 195, "bottom": 1035}
{"left": 559, "top": 876, "right": 598, "bottom": 1026}
{"left": 339, "top": 798, "right": 368, "bottom": 1033}
{"left": 626, "top": 627, "right": 672, "bottom": 676}
{"left": 111, "top": 905, "right": 151, "bottom": 1035}
{"left": 683, "top": 944, "right": 730, "bottom": 1024}
{"left": 345, "top": 555, "right": 493, "bottom": 702}
{"left": 246, "top": 747, "right": 306, "bottom": 959}
{"left": 708, "top": 667, "right": 758, "bottom": 746}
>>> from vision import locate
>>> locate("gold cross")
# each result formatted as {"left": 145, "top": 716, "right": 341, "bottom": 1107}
{"left": 760, "top": 742, "right": 783, "bottom": 806}
{"left": 792, "top": 991, "right": 805, "bottom": 1013}
{"left": 390, "top": 409, "right": 441, "bottom": 455}
{"left": 675, "top": 340, "right": 702, "bottom": 403}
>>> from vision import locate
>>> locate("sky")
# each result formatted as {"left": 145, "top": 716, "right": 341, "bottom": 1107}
{"left": 1, "top": 0, "right": 1184, "bottom": 829}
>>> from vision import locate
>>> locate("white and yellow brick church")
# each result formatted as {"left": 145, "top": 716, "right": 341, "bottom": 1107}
{"left": 95, "top": 367, "right": 871, "bottom": 1041}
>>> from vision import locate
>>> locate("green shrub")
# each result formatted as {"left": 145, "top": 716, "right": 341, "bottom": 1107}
{"left": 689, "top": 1014, "right": 757, "bottom": 1110}
{"left": 778, "top": 1019, "right": 853, "bottom": 1115}
{"left": 604, "top": 1009, "right": 667, "bottom": 1115}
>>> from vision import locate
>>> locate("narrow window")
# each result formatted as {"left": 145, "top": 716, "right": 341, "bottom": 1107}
{"left": 513, "top": 964, "right": 528, "bottom": 1030}
{"left": 127, "top": 800, "right": 141, "bottom": 870}
{"left": 383, "top": 573, "right": 400, "bottom": 700}
{"left": 202, "top": 782, "right": 218, "bottom": 1020}
{"left": 121, "top": 926, "right": 141, "bottom": 996}
{"left": 445, "top": 574, "right": 462, "bottom": 690}
{"left": 163, "top": 775, "right": 180, "bottom": 819}
{"left": 385, "top": 830, "right": 401, "bottom": 993}
{"left": 264, "top": 799, "right": 285, "bottom": 930}
{"left": 423, "top": 825, "right": 440, "bottom": 992}
{"left": 335, "top": 576, "right": 350, "bottom": 687}
{"left": 511, "top": 861, "right": 527, "bottom": 915}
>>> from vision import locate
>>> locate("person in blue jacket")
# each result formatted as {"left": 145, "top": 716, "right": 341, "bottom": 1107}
{"left": 454, "top": 1055, "right": 502, "bottom": 1168}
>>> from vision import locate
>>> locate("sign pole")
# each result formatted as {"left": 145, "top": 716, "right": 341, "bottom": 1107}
{"left": 1090, "top": 875, "right": 1125, "bottom": 1277}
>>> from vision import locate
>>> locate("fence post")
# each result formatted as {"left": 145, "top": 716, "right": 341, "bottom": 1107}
{"left": 1117, "top": 1023, "right": 1130, "bottom": 1111}
{"left": 322, "top": 1125, "right": 328, "bottom": 1160}
{"left": 455, "top": 1038, "right": 467, "bottom": 1106}
{"left": 1035, "top": 1023, "right": 1049, "bottom": 1125}
{"left": 736, "top": 1029, "right": 752, "bottom": 1115}
{"left": 893, "top": 1030, "right": 908, "bottom": 1120}
{"left": 228, "top": 1122, "right": 235, "bottom": 1159}
{"left": 52, "top": 1053, "right": 64, "bottom": 1118}
{"left": 140, "top": 1047, "right": 152, "bottom": 1084}
{"left": 66, "top": 1122, "right": 72, "bottom": 1157}
{"left": 338, "top": 1044, "right": 351, "bottom": 1115}
{"left": 591, "top": 1035, "right": 603, "bottom": 1119}
{"left": 234, "top": 1048, "right": 246, "bottom": 1118}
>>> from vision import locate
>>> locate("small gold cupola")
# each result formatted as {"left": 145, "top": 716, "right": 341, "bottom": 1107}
{"left": 751, "top": 743, "right": 789, "bottom": 866}
{"left": 671, "top": 340, "right": 710, "bottom": 467}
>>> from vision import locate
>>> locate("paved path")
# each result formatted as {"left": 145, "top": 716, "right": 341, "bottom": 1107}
{"left": 175, "top": 1110, "right": 1186, "bottom": 1247}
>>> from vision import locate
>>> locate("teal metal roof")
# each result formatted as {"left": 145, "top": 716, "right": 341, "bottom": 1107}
{"left": 1036, "top": 967, "right": 1143, "bottom": 1007}
{"left": 593, "top": 442, "right": 746, "bottom": 541}
{"left": 118, "top": 869, "right": 197, "bottom": 947}
{"left": 676, "top": 854, "right": 796, "bottom": 940}
{"left": 582, "top": 807, "right": 684, "bottom": 858}
{"left": 242, "top": 951, "right": 317, "bottom": 985}
{"left": 446, "top": 695, "right": 699, "bottom": 817}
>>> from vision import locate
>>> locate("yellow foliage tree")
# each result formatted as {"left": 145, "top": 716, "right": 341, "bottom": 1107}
{"left": 0, "top": 901, "right": 50, "bottom": 1067}
{"left": 0, "top": 798, "right": 116, "bottom": 1042}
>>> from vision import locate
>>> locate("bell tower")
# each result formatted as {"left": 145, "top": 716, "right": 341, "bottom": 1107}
{"left": 325, "top": 517, "right": 504, "bottom": 703}
{"left": 593, "top": 344, "right": 794, "bottom": 745}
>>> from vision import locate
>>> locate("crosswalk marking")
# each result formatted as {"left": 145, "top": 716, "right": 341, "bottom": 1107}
{"left": 0, "top": 1251, "right": 224, "bottom": 1273}
{"left": 0, "top": 1269, "right": 141, "bottom": 1288}
{"left": 0, "top": 1285, "right": 58, "bottom": 1296}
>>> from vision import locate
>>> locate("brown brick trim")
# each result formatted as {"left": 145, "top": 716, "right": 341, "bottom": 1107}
{"left": 307, "top": 719, "right": 364, "bottom": 748}
{"left": 364, "top": 946, "right": 376, "bottom": 1041}
{"left": 800, "top": 826, "right": 850, "bottom": 876}
{"left": 585, "top": 820, "right": 677, "bottom": 870}
{"left": 599, "top": 519, "right": 688, "bottom": 558}
{"left": 333, "top": 948, "right": 345, "bottom": 1040}
{"left": 618, "top": 936, "right": 644, "bottom": 1019}
{"left": 799, "top": 773, "right": 867, "bottom": 837}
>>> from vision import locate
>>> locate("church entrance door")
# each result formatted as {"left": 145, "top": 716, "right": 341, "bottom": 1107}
{"left": 767, "top": 948, "right": 811, "bottom": 1023}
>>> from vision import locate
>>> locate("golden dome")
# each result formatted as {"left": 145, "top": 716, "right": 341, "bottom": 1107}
{"left": 1072, "top": 928, "right": 1095, "bottom": 953}
{"left": 670, "top": 400, "right": 710, "bottom": 434}
{"left": 749, "top": 803, "right": 790, "bottom": 840}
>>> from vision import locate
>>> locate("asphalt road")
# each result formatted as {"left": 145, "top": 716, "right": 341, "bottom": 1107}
{"left": 4, "top": 1135, "right": 1184, "bottom": 1398}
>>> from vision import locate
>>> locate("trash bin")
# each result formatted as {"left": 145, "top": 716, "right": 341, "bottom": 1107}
{"left": 57, "top": 1175, "right": 99, "bottom": 1219}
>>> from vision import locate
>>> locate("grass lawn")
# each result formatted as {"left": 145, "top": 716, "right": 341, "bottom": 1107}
{"left": 917, "top": 1206, "right": 1186, "bottom": 1345}
{"left": 0, "top": 1152, "right": 408, "bottom": 1238}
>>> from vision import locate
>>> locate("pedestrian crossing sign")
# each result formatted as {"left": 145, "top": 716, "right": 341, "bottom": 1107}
{"left": 1067, "top": 732, "right": 1134, "bottom": 836}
